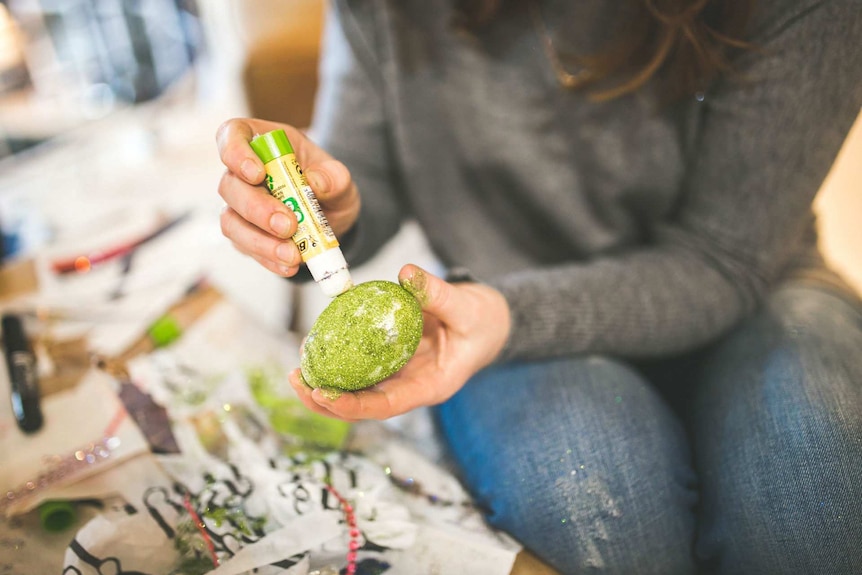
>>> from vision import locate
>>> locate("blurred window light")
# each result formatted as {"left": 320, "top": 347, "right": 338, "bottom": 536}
{"left": 6, "top": 0, "right": 202, "bottom": 104}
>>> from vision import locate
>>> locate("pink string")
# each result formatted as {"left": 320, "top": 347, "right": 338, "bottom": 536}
{"left": 183, "top": 493, "right": 220, "bottom": 568}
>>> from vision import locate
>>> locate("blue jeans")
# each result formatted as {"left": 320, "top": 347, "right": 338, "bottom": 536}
{"left": 434, "top": 283, "right": 862, "bottom": 574}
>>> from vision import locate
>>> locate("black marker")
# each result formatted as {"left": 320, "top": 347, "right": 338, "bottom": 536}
{"left": 2, "top": 313, "right": 43, "bottom": 433}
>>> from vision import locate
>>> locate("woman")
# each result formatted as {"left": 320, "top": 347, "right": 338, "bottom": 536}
{"left": 216, "top": 0, "right": 862, "bottom": 572}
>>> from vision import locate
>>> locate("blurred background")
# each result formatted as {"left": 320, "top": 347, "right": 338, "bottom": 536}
{"left": 0, "top": 0, "right": 324, "bottom": 151}
{"left": 0, "top": 0, "right": 204, "bottom": 154}
{"left": 0, "top": 0, "right": 335, "bottom": 333}
{"left": 0, "top": 0, "right": 858, "bottom": 315}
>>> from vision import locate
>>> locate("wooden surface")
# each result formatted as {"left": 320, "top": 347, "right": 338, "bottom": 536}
{"left": 512, "top": 549, "right": 561, "bottom": 575}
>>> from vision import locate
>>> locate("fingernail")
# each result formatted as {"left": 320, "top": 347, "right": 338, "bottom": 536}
{"left": 241, "top": 158, "right": 262, "bottom": 182}
{"left": 276, "top": 242, "right": 295, "bottom": 264}
{"left": 270, "top": 212, "right": 291, "bottom": 236}
{"left": 306, "top": 170, "right": 321, "bottom": 192}
{"left": 400, "top": 268, "right": 428, "bottom": 306}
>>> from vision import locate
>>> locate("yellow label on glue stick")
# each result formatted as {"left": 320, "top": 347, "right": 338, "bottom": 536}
{"left": 250, "top": 130, "right": 353, "bottom": 297}
{"left": 262, "top": 153, "right": 338, "bottom": 260}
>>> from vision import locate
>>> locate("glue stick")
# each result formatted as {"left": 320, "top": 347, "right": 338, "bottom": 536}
{"left": 250, "top": 130, "right": 353, "bottom": 297}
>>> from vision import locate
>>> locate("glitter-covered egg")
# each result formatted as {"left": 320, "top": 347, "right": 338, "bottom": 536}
{"left": 300, "top": 280, "right": 424, "bottom": 391}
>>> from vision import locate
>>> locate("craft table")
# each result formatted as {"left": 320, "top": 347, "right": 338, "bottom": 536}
{"left": 0, "top": 91, "right": 547, "bottom": 575}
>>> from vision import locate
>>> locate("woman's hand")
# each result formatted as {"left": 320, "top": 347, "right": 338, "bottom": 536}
{"left": 215, "top": 118, "right": 360, "bottom": 277}
{"left": 289, "top": 264, "right": 512, "bottom": 421}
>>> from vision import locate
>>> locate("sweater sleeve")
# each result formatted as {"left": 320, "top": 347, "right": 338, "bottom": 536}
{"left": 490, "top": 0, "right": 862, "bottom": 361}
{"left": 308, "top": 0, "right": 406, "bottom": 268}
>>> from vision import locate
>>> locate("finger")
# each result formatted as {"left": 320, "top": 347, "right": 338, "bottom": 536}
{"left": 309, "top": 387, "right": 389, "bottom": 421}
{"left": 289, "top": 369, "right": 358, "bottom": 422}
{"left": 288, "top": 369, "right": 331, "bottom": 414}
{"left": 304, "top": 158, "right": 356, "bottom": 210}
{"left": 218, "top": 170, "right": 296, "bottom": 239}
{"left": 399, "top": 264, "right": 452, "bottom": 316}
{"left": 303, "top": 159, "right": 360, "bottom": 237}
{"left": 220, "top": 205, "right": 301, "bottom": 267}
{"left": 292, "top": 384, "right": 343, "bottom": 419}
{"left": 216, "top": 118, "right": 311, "bottom": 184}
{"left": 249, "top": 253, "right": 300, "bottom": 278}
{"left": 310, "top": 381, "right": 421, "bottom": 421}
{"left": 215, "top": 119, "right": 265, "bottom": 184}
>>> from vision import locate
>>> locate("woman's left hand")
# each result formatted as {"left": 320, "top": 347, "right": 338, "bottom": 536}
{"left": 288, "top": 264, "right": 511, "bottom": 421}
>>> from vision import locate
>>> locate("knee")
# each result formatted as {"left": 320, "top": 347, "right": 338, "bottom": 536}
{"left": 768, "top": 284, "right": 861, "bottom": 340}
{"left": 731, "top": 285, "right": 862, "bottom": 383}
{"left": 695, "top": 368, "right": 862, "bottom": 572}
{"left": 694, "top": 285, "right": 862, "bottom": 467}
{"left": 486, "top": 470, "right": 697, "bottom": 574}
{"left": 698, "top": 412, "right": 862, "bottom": 574}
{"left": 443, "top": 357, "right": 699, "bottom": 574}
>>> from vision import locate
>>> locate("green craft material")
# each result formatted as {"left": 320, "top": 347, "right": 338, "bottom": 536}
{"left": 248, "top": 367, "right": 351, "bottom": 450}
{"left": 39, "top": 500, "right": 76, "bottom": 532}
{"left": 301, "top": 280, "right": 423, "bottom": 391}
{"left": 148, "top": 314, "right": 182, "bottom": 347}
{"left": 249, "top": 129, "right": 294, "bottom": 164}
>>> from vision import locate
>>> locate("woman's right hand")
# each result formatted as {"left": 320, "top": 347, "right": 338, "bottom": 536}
{"left": 215, "top": 118, "right": 360, "bottom": 277}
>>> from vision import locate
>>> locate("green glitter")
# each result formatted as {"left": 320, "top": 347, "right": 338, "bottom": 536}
{"left": 203, "top": 506, "right": 265, "bottom": 536}
{"left": 248, "top": 366, "right": 351, "bottom": 449}
{"left": 615, "top": 395, "right": 622, "bottom": 403}
{"left": 317, "top": 387, "right": 343, "bottom": 401}
{"left": 301, "top": 280, "right": 424, "bottom": 391}
{"left": 399, "top": 268, "right": 429, "bottom": 307}
{"left": 174, "top": 520, "right": 217, "bottom": 575}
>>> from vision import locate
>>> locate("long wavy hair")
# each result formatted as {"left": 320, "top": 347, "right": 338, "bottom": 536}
{"left": 453, "top": 0, "right": 755, "bottom": 101}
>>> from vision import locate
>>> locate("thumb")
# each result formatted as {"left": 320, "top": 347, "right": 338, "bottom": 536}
{"left": 399, "top": 264, "right": 456, "bottom": 319}
{"left": 305, "top": 159, "right": 353, "bottom": 205}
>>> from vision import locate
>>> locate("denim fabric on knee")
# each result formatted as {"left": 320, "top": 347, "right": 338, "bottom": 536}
{"left": 435, "top": 283, "right": 862, "bottom": 574}
{"left": 689, "top": 284, "right": 862, "bottom": 574}
{"left": 434, "top": 356, "right": 699, "bottom": 574}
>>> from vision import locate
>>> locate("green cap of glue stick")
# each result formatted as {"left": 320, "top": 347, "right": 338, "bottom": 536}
{"left": 249, "top": 130, "right": 294, "bottom": 164}
{"left": 148, "top": 314, "right": 182, "bottom": 347}
{"left": 39, "top": 500, "right": 76, "bottom": 532}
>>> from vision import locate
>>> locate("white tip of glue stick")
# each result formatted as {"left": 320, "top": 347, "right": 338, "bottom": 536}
{"left": 318, "top": 268, "right": 354, "bottom": 297}
{"left": 306, "top": 249, "right": 354, "bottom": 297}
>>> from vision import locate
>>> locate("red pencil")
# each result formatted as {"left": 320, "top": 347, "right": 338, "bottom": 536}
{"left": 50, "top": 211, "right": 191, "bottom": 275}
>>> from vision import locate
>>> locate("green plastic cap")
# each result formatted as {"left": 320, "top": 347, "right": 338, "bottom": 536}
{"left": 39, "top": 500, "right": 76, "bottom": 532}
{"left": 148, "top": 314, "right": 182, "bottom": 347}
{"left": 249, "top": 129, "right": 295, "bottom": 164}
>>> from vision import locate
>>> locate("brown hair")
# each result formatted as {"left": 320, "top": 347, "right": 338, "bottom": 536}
{"left": 453, "top": 0, "right": 755, "bottom": 101}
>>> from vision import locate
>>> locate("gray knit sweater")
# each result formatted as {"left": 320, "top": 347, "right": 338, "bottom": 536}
{"left": 309, "top": 0, "right": 862, "bottom": 361}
